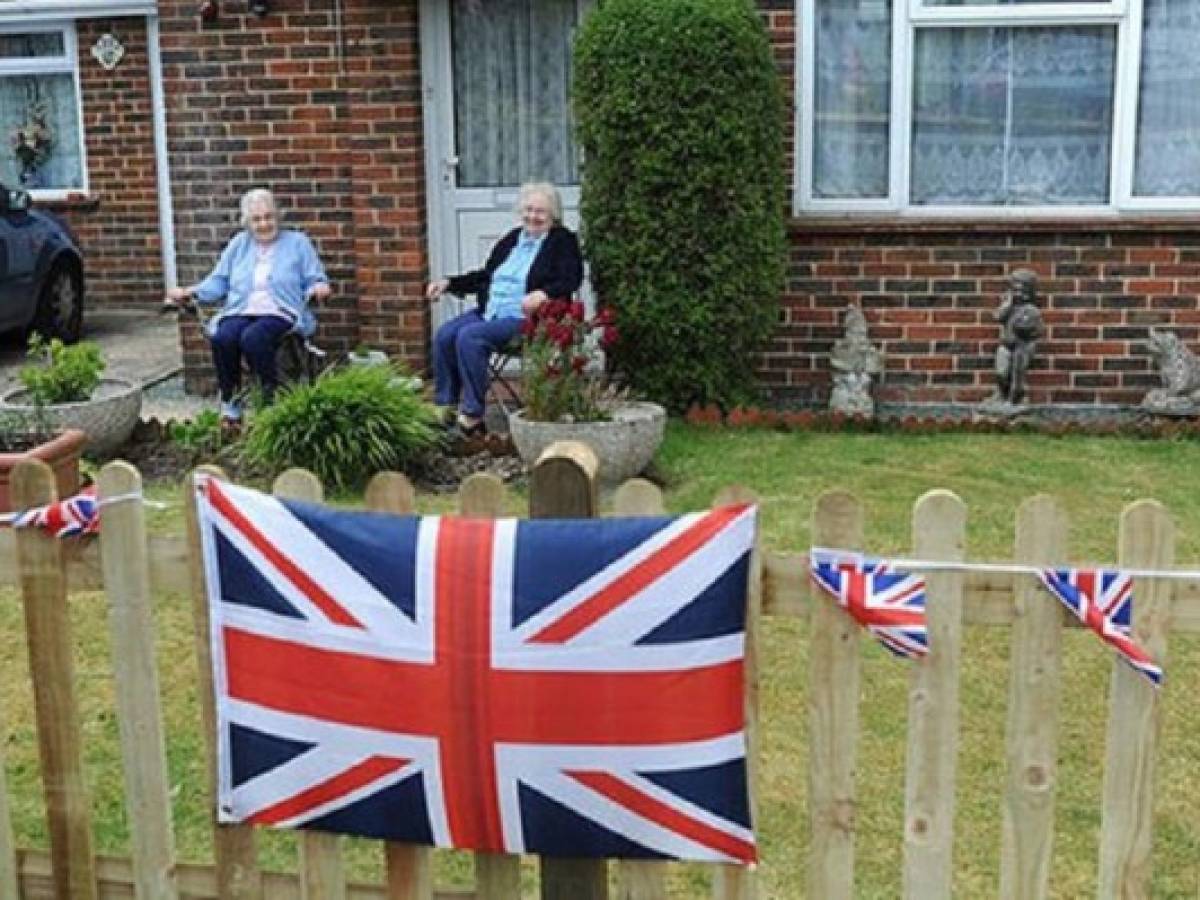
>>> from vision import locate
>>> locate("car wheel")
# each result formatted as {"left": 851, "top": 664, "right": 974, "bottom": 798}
{"left": 31, "top": 262, "right": 83, "bottom": 343}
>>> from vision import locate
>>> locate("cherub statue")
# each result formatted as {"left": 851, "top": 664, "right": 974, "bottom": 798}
{"left": 829, "top": 304, "right": 884, "bottom": 417}
{"left": 989, "top": 269, "right": 1044, "bottom": 406}
{"left": 1141, "top": 327, "right": 1200, "bottom": 415}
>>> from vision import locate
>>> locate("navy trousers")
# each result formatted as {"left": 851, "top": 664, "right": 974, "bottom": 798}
{"left": 210, "top": 314, "right": 292, "bottom": 403}
{"left": 433, "top": 309, "right": 522, "bottom": 418}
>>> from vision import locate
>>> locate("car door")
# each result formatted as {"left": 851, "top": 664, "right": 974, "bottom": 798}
{"left": 0, "top": 191, "right": 39, "bottom": 333}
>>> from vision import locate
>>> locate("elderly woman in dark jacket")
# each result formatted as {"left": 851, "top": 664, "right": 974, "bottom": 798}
{"left": 426, "top": 182, "right": 584, "bottom": 436}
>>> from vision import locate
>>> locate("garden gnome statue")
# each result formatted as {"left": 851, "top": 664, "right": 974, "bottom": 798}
{"left": 987, "top": 268, "right": 1044, "bottom": 407}
{"left": 829, "top": 304, "right": 884, "bottom": 417}
{"left": 1141, "top": 327, "right": 1200, "bottom": 415}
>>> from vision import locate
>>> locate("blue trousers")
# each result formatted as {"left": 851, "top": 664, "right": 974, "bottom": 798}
{"left": 210, "top": 314, "right": 292, "bottom": 403}
{"left": 433, "top": 310, "right": 522, "bottom": 418}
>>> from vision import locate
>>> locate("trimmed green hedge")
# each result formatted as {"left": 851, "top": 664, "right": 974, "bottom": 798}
{"left": 574, "top": 0, "right": 786, "bottom": 412}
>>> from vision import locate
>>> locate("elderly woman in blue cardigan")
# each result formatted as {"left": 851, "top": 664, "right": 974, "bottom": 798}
{"left": 165, "top": 188, "right": 331, "bottom": 424}
{"left": 426, "top": 182, "right": 584, "bottom": 436}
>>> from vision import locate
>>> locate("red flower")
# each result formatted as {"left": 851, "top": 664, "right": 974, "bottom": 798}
{"left": 601, "top": 325, "right": 619, "bottom": 349}
{"left": 571, "top": 355, "right": 587, "bottom": 373}
{"left": 569, "top": 300, "right": 585, "bottom": 321}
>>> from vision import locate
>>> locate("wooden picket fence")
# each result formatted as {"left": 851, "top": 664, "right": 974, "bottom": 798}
{"left": 0, "top": 446, "right": 1193, "bottom": 898}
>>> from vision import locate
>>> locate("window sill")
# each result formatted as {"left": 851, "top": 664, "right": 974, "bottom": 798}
{"left": 31, "top": 191, "right": 99, "bottom": 212}
{"left": 791, "top": 213, "right": 1200, "bottom": 234}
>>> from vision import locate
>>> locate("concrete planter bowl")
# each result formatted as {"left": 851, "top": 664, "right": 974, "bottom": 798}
{"left": 509, "top": 400, "right": 667, "bottom": 486}
{"left": 1, "top": 377, "right": 143, "bottom": 459}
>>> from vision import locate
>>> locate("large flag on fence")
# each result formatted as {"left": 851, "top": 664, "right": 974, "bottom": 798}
{"left": 194, "top": 477, "right": 758, "bottom": 863}
{"left": 809, "top": 548, "right": 929, "bottom": 660}
{"left": 1039, "top": 568, "right": 1163, "bottom": 687}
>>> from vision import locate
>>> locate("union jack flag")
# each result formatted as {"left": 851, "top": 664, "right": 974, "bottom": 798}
{"left": 195, "top": 477, "right": 757, "bottom": 862}
{"left": 6, "top": 485, "right": 100, "bottom": 538}
{"left": 1039, "top": 568, "right": 1163, "bottom": 687}
{"left": 809, "top": 548, "right": 929, "bottom": 659}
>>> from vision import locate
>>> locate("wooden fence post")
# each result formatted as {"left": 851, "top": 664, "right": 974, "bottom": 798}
{"left": 365, "top": 471, "right": 433, "bottom": 900}
{"left": 1000, "top": 495, "right": 1067, "bottom": 900}
{"left": 1098, "top": 499, "right": 1173, "bottom": 896}
{"left": 903, "top": 490, "right": 966, "bottom": 899}
{"left": 183, "top": 466, "right": 262, "bottom": 899}
{"left": 456, "top": 473, "right": 524, "bottom": 900}
{"left": 712, "top": 484, "right": 761, "bottom": 900}
{"left": 531, "top": 441, "right": 607, "bottom": 900}
{"left": 0, "top": 688, "right": 17, "bottom": 900}
{"left": 612, "top": 478, "right": 669, "bottom": 900}
{"left": 272, "top": 468, "right": 346, "bottom": 899}
{"left": 11, "top": 459, "right": 98, "bottom": 900}
{"left": 807, "top": 489, "right": 864, "bottom": 900}
{"left": 98, "top": 461, "right": 179, "bottom": 899}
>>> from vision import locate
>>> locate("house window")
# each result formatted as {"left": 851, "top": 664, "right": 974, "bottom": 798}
{"left": 0, "top": 26, "right": 84, "bottom": 194}
{"left": 800, "top": 0, "right": 1200, "bottom": 213}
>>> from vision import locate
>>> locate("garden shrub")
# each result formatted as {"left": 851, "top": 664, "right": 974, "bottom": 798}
{"left": 573, "top": 0, "right": 786, "bottom": 412}
{"left": 241, "top": 364, "right": 441, "bottom": 491}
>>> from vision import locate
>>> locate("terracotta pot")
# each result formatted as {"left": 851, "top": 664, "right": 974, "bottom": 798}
{"left": 0, "top": 428, "right": 86, "bottom": 513}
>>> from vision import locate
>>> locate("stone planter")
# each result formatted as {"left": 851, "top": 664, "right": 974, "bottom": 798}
{"left": 509, "top": 401, "right": 667, "bottom": 485}
{"left": 1, "top": 377, "right": 143, "bottom": 458}
{"left": 0, "top": 428, "right": 86, "bottom": 513}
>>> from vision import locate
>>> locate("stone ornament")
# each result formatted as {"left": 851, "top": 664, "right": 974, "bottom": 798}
{"left": 829, "top": 304, "right": 884, "bottom": 417}
{"left": 1141, "top": 327, "right": 1200, "bottom": 415}
{"left": 984, "top": 268, "right": 1044, "bottom": 410}
{"left": 91, "top": 34, "right": 124, "bottom": 71}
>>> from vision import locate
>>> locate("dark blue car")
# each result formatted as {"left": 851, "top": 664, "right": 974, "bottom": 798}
{"left": 0, "top": 186, "right": 84, "bottom": 343}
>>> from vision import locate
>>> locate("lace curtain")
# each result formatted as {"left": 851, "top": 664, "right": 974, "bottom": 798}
{"left": 452, "top": 0, "right": 581, "bottom": 188}
{"left": 1135, "top": 0, "right": 1200, "bottom": 196}
{"left": 0, "top": 73, "right": 83, "bottom": 191}
{"left": 911, "top": 26, "right": 1115, "bottom": 205}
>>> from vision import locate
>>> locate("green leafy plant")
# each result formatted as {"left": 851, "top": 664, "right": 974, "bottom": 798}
{"left": 168, "top": 409, "right": 223, "bottom": 455}
{"left": 19, "top": 333, "right": 104, "bottom": 406}
{"left": 520, "top": 299, "right": 620, "bottom": 422}
{"left": 573, "top": 0, "right": 786, "bottom": 412}
{"left": 241, "top": 363, "right": 442, "bottom": 491}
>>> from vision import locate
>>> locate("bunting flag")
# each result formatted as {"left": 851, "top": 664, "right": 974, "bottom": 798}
{"left": 195, "top": 477, "right": 758, "bottom": 862}
{"left": 1039, "top": 568, "right": 1163, "bottom": 687}
{"left": 809, "top": 549, "right": 929, "bottom": 659}
{"left": 4, "top": 485, "right": 100, "bottom": 538}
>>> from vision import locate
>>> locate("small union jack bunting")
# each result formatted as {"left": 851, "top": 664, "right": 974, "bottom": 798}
{"left": 9, "top": 485, "right": 100, "bottom": 538}
{"left": 809, "top": 549, "right": 929, "bottom": 660}
{"left": 1039, "top": 568, "right": 1163, "bottom": 687}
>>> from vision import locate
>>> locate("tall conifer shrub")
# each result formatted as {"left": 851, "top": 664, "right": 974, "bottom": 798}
{"left": 573, "top": 0, "right": 786, "bottom": 411}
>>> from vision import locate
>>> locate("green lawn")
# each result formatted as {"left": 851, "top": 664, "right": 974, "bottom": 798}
{"left": 2, "top": 424, "right": 1199, "bottom": 896}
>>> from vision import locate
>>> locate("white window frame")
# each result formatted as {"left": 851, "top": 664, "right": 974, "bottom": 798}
{"left": 0, "top": 21, "right": 88, "bottom": 199}
{"left": 795, "top": 0, "right": 1200, "bottom": 216}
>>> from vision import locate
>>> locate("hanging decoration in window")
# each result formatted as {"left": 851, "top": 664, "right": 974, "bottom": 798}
{"left": 91, "top": 34, "right": 125, "bottom": 71}
{"left": 10, "top": 98, "right": 54, "bottom": 189}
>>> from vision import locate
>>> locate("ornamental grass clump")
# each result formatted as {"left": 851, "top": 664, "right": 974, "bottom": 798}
{"left": 241, "top": 363, "right": 441, "bottom": 491}
{"left": 520, "top": 298, "right": 620, "bottom": 423}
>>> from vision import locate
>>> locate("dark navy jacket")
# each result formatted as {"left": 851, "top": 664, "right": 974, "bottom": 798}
{"left": 447, "top": 224, "right": 583, "bottom": 313}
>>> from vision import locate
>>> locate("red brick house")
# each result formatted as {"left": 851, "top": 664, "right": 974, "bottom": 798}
{"left": 15, "top": 0, "right": 1200, "bottom": 407}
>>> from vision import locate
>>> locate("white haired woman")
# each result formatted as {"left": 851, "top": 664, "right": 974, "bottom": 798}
{"left": 165, "top": 188, "right": 331, "bottom": 425}
{"left": 426, "top": 182, "right": 584, "bottom": 437}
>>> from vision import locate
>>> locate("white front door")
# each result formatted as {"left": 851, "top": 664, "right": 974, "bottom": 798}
{"left": 421, "top": 0, "right": 591, "bottom": 327}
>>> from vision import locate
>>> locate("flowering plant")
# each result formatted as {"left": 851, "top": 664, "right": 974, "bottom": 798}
{"left": 520, "top": 298, "right": 620, "bottom": 423}
{"left": 11, "top": 100, "right": 53, "bottom": 176}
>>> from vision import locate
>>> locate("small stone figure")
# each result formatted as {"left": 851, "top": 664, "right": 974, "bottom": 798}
{"left": 1141, "top": 327, "right": 1200, "bottom": 415}
{"left": 988, "top": 269, "right": 1044, "bottom": 407}
{"left": 829, "top": 305, "right": 884, "bottom": 417}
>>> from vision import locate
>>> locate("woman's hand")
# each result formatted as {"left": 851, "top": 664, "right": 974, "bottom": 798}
{"left": 163, "top": 286, "right": 193, "bottom": 307}
{"left": 522, "top": 289, "right": 549, "bottom": 315}
{"left": 426, "top": 278, "right": 450, "bottom": 301}
{"left": 309, "top": 282, "right": 333, "bottom": 302}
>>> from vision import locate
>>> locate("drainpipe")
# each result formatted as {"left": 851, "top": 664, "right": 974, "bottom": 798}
{"left": 147, "top": 13, "right": 177, "bottom": 289}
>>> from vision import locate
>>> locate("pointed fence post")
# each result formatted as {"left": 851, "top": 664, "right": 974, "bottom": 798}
{"left": 365, "top": 471, "right": 433, "bottom": 900}
{"left": 183, "top": 466, "right": 262, "bottom": 899}
{"left": 807, "top": 490, "right": 864, "bottom": 900}
{"left": 0, "top": 711, "right": 15, "bottom": 900}
{"left": 1098, "top": 500, "right": 1173, "bottom": 896}
{"left": 272, "top": 468, "right": 346, "bottom": 899}
{"left": 712, "top": 484, "right": 761, "bottom": 900}
{"left": 1000, "top": 495, "right": 1067, "bottom": 900}
{"left": 12, "top": 459, "right": 98, "bottom": 900}
{"left": 98, "top": 461, "right": 179, "bottom": 899}
{"left": 531, "top": 442, "right": 607, "bottom": 900}
{"left": 902, "top": 490, "right": 966, "bottom": 899}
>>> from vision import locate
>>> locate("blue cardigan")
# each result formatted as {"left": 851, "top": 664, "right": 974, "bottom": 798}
{"left": 194, "top": 229, "right": 328, "bottom": 337}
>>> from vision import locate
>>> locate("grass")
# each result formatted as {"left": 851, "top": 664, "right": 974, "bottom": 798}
{"left": 3, "top": 423, "right": 1200, "bottom": 896}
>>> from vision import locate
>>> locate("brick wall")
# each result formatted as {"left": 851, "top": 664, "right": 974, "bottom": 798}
{"left": 158, "top": 0, "right": 427, "bottom": 393}
{"left": 43, "top": 18, "right": 163, "bottom": 312}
